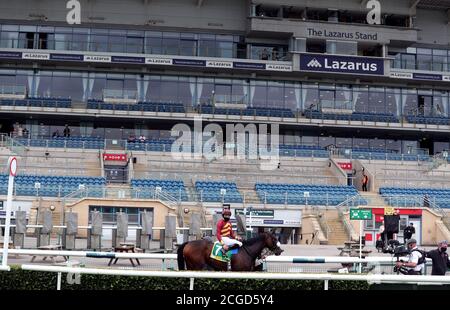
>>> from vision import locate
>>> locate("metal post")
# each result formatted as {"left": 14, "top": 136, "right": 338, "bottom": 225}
{"left": 324, "top": 279, "right": 329, "bottom": 290}
{"left": 57, "top": 272, "right": 62, "bottom": 290}
{"left": 2, "top": 157, "right": 16, "bottom": 268}
{"left": 359, "top": 221, "right": 362, "bottom": 273}
{"left": 189, "top": 277, "right": 195, "bottom": 290}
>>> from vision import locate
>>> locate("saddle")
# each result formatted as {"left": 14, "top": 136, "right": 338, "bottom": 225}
{"left": 210, "top": 241, "right": 238, "bottom": 262}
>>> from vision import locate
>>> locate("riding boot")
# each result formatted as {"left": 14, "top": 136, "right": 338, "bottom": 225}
{"left": 221, "top": 247, "right": 228, "bottom": 256}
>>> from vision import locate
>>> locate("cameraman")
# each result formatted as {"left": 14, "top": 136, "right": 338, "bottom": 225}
{"left": 426, "top": 240, "right": 450, "bottom": 275}
{"left": 395, "top": 239, "right": 425, "bottom": 275}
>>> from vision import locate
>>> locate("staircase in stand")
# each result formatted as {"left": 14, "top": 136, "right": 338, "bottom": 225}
{"left": 325, "top": 209, "right": 349, "bottom": 245}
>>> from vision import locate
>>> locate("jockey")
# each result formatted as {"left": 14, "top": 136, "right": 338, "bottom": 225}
{"left": 216, "top": 208, "right": 242, "bottom": 254}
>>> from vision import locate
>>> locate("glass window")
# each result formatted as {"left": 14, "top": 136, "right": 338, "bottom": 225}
{"left": 90, "top": 35, "right": 108, "bottom": 52}
{"left": 179, "top": 39, "right": 196, "bottom": 56}
{"left": 199, "top": 81, "right": 214, "bottom": 105}
{"left": 0, "top": 31, "right": 19, "bottom": 48}
{"left": 433, "top": 92, "right": 448, "bottom": 117}
{"left": 267, "top": 85, "right": 283, "bottom": 108}
{"left": 232, "top": 82, "right": 246, "bottom": 104}
{"left": 126, "top": 36, "right": 144, "bottom": 54}
{"left": 37, "top": 75, "right": 52, "bottom": 98}
{"left": 52, "top": 76, "right": 83, "bottom": 101}
{"left": 319, "top": 136, "right": 335, "bottom": 148}
{"left": 252, "top": 84, "right": 267, "bottom": 107}
{"left": 302, "top": 135, "right": 318, "bottom": 146}
{"left": 91, "top": 76, "right": 106, "bottom": 100}
{"left": 336, "top": 86, "right": 352, "bottom": 110}
{"left": 71, "top": 33, "right": 88, "bottom": 51}
{"left": 162, "top": 38, "right": 179, "bottom": 55}
{"left": 216, "top": 41, "right": 233, "bottom": 58}
{"left": 160, "top": 80, "right": 178, "bottom": 103}
{"left": 353, "top": 138, "right": 369, "bottom": 149}
{"left": 109, "top": 35, "right": 125, "bottom": 53}
{"left": 403, "top": 89, "right": 418, "bottom": 115}
{"left": 353, "top": 87, "right": 368, "bottom": 113}
{"left": 199, "top": 40, "right": 216, "bottom": 57}
{"left": 417, "top": 54, "right": 432, "bottom": 71}
{"left": 284, "top": 86, "right": 297, "bottom": 110}
{"left": 319, "top": 89, "right": 334, "bottom": 109}
{"left": 369, "top": 138, "right": 386, "bottom": 150}
{"left": 54, "top": 33, "right": 71, "bottom": 50}
{"left": 146, "top": 37, "right": 162, "bottom": 54}
{"left": 336, "top": 137, "right": 352, "bottom": 148}
{"left": 368, "top": 90, "right": 385, "bottom": 113}
{"left": 402, "top": 54, "right": 416, "bottom": 70}
{"left": 302, "top": 84, "right": 319, "bottom": 111}
{"left": 432, "top": 55, "right": 447, "bottom": 72}
{"left": 178, "top": 81, "right": 192, "bottom": 106}
{"left": 386, "top": 139, "right": 401, "bottom": 152}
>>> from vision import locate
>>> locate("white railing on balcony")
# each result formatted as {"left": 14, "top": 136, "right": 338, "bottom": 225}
{"left": 0, "top": 85, "right": 26, "bottom": 99}
{"left": 103, "top": 89, "right": 138, "bottom": 103}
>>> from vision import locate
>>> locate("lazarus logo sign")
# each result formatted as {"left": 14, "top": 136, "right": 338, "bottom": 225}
{"left": 300, "top": 53, "right": 384, "bottom": 76}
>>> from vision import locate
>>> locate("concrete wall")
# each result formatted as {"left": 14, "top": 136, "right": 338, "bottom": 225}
{"left": 415, "top": 9, "right": 450, "bottom": 45}
{"left": 59, "top": 198, "right": 175, "bottom": 238}
{"left": 0, "top": 0, "right": 247, "bottom": 32}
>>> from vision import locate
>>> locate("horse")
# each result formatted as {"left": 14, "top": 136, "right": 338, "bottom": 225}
{"left": 177, "top": 232, "right": 283, "bottom": 271}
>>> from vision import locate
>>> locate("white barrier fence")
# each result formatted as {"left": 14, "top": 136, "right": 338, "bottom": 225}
{"left": 19, "top": 264, "right": 450, "bottom": 291}
{"left": 0, "top": 249, "right": 444, "bottom": 290}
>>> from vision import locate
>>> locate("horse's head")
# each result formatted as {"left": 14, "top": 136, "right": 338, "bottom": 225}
{"left": 263, "top": 232, "right": 283, "bottom": 256}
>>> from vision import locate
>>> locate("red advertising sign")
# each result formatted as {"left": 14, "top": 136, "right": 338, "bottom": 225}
{"left": 103, "top": 153, "right": 127, "bottom": 161}
{"left": 337, "top": 162, "right": 352, "bottom": 170}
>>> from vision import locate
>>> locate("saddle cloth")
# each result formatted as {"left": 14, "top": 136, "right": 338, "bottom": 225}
{"left": 210, "top": 241, "right": 238, "bottom": 262}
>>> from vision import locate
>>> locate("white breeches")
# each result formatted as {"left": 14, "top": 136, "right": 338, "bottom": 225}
{"left": 222, "top": 237, "right": 243, "bottom": 247}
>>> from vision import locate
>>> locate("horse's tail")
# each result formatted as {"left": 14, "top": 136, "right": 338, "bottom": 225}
{"left": 177, "top": 242, "right": 188, "bottom": 270}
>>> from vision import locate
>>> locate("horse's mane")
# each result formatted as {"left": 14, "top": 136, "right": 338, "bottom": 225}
{"left": 242, "top": 233, "right": 266, "bottom": 246}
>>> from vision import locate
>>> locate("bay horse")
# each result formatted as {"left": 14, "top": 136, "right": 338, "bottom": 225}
{"left": 177, "top": 232, "right": 283, "bottom": 271}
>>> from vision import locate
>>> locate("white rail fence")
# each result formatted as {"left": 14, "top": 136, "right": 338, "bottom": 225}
{"left": 20, "top": 264, "right": 450, "bottom": 291}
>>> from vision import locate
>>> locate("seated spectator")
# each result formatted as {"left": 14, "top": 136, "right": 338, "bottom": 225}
{"left": 127, "top": 135, "right": 136, "bottom": 143}
{"left": 52, "top": 130, "right": 60, "bottom": 138}
{"left": 139, "top": 135, "right": 146, "bottom": 143}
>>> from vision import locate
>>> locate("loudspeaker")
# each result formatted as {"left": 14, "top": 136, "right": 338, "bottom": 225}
{"left": 133, "top": 157, "right": 137, "bottom": 164}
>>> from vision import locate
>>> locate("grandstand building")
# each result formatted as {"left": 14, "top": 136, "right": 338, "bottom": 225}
{"left": 0, "top": 0, "right": 450, "bottom": 246}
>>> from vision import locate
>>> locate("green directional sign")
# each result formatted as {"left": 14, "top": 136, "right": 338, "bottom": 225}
{"left": 350, "top": 208, "right": 372, "bottom": 220}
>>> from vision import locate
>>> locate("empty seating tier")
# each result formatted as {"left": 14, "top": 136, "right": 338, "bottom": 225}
{"left": 87, "top": 100, "right": 185, "bottom": 113}
{"left": 131, "top": 179, "right": 188, "bottom": 201}
{"left": 406, "top": 115, "right": 450, "bottom": 125}
{"left": 195, "top": 181, "right": 243, "bottom": 203}
{"left": 256, "top": 183, "right": 365, "bottom": 205}
{"left": 199, "top": 105, "right": 295, "bottom": 118}
{"left": 15, "top": 137, "right": 105, "bottom": 149}
{"left": 0, "top": 97, "right": 72, "bottom": 108}
{"left": 304, "top": 111, "right": 399, "bottom": 123}
{"left": 380, "top": 187, "right": 450, "bottom": 209}
{"left": 1, "top": 175, "right": 106, "bottom": 197}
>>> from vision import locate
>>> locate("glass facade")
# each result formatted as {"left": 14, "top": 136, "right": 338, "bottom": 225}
{"left": 0, "top": 24, "right": 288, "bottom": 61}
{"left": 1, "top": 68, "right": 450, "bottom": 117}
{"left": 391, "top": 47, "right": 450, "bottom": 72}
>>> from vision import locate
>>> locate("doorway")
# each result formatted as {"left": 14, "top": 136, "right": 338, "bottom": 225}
{"left": 417, "top": 95, "right": 432, "bottom": 116}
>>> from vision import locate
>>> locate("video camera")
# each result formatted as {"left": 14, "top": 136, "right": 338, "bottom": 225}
{"left": 384, "top": 240, "right": 411, "bottom": 274}
{"left": 382, "top": 240, "right": 409, "bottom": 255}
